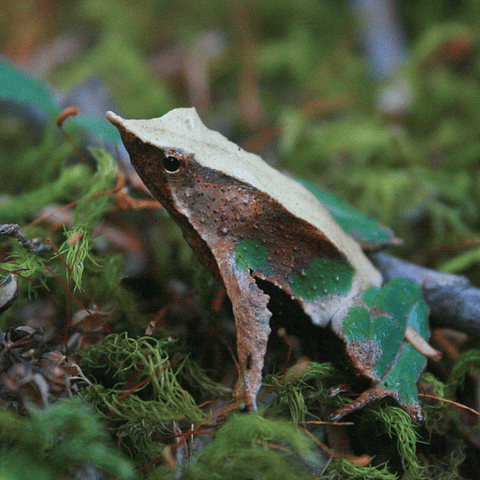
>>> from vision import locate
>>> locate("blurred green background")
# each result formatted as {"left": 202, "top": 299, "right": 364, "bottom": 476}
{"left": 1, "top": 0, "right": 480, "bottom": 279}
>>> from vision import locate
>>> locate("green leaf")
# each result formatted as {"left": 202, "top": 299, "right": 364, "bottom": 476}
{"left": 298, "top": 178, "right": 397, "bottom": 248}
{"left": 0, "top": 59, "right": 120, "bottom": 144}
{"left": 0, "top": 58, "right": 58, "bottom": 116}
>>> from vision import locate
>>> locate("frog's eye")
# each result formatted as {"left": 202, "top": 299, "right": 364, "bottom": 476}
{"left": 162, "top": 155, "right": 182, "bottom": 173}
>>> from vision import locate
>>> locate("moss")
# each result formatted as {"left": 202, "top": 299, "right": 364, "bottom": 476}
{"left": 0, "top": 399, "right": 134, "bottom": 479}
{"left": 156, "top": 413, "right": 328, "bottom": 480}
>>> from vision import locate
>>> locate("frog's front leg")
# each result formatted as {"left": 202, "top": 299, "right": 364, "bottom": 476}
{"left": 216, "top": 259, "right": 271, "bottom": 410}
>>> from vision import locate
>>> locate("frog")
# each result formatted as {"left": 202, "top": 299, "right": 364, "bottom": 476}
{"left": 106, "top": 108, "right": 440, "bottom": 421}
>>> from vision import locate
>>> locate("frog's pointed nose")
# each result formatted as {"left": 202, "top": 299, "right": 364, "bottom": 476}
{"left": 106, "top": 111, "right": 125, "bottom": 128}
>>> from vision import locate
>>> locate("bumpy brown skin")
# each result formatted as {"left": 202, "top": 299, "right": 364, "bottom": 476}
{"left": 111, "top": 120, "right": 356, "bottom": 410}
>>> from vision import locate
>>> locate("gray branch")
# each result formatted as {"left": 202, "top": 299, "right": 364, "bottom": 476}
{"left": 0, "top": 224, "right": 51, "bottom": 253}
{"left": 370, "top": 252, "right": 480, "bottom": 339}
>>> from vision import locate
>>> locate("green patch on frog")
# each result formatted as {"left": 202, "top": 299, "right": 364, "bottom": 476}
{"left": 290, "top": 258, "right": 354, "bottom": 300}
{"left": 235, "top": 238, "right": 269, "bottom": 272}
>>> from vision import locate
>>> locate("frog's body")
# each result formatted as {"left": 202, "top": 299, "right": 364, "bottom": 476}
{"left": 107, "top": 108, "right": 437, "bottom": 421}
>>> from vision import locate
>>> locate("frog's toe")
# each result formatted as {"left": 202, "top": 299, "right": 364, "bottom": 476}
{"left": 328, "top": 385, "right": 423, "bottom": 422}
{"left": 328, "top": 385, "right": 389, "bottom": 422}
{"left": 233, "top": 379, "right": 259, "bottom": 412}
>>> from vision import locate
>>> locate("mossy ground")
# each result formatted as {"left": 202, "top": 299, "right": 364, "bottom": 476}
{"left": 0, "top": 1, "right": 480, "bottom": 478}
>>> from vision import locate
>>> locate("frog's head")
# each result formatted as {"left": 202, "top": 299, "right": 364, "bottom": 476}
{"left": 106, "top": 109, "right": 203, "bottom": 211}
{"left": 107, "top": 108, "right": 296, "bottom": 216}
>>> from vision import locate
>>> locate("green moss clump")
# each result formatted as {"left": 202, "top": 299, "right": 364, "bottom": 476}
{"left": 0, "top": 398, "right": 134, "bottom": 480}
{"left": 156, "top": 413, "right": 328, "bottom": 480}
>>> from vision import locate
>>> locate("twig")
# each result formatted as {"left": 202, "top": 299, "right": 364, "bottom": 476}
{"left": 0, "top": 224, "right": 51, "bottom": 253}
{"left": 371, "top": 252, "right": 480, "bottom": 338}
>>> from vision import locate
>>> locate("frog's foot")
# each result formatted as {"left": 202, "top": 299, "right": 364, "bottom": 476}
{"left": 328, "top": 385, "right": 423, "bottom": 422}
{"left": 232, "top": 309, "right": 272, "bottom": 412}
{"left": 233, "top": 376, "right": 258, "bottom": 412}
